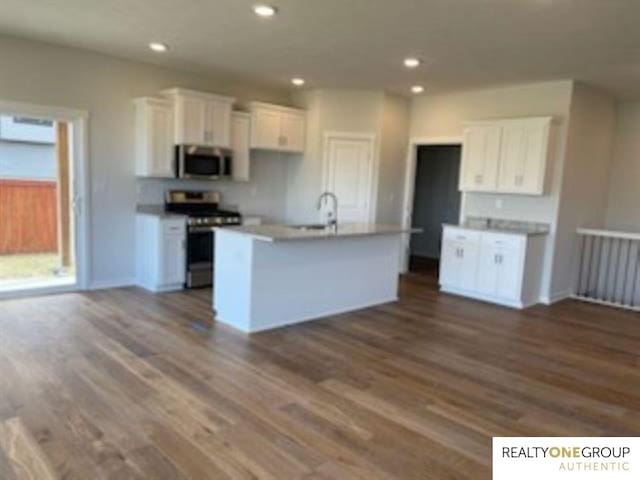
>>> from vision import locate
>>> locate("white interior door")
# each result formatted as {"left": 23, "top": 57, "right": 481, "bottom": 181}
{"left": 323, "top": 134, "right": 375, "bottom": 223}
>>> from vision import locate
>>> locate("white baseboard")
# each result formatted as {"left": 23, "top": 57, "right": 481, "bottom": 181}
{"left": 440, "top": 286, "right": 525, "bottom": 309}
{"left": 219, "top": 296, "right": 399, "bottom": 333}
{"left": 89, "top": 277, "right": 136, "bottom": 291}
{"left": 540, "top": 290, "right": 571, "bottom": 305}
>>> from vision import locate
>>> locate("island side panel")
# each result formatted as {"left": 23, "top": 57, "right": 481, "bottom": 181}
{"left": 249, "top": 234, "right": 401, "bottom": 332}
{"left": 213, "top": 230, "right": 254, "bottom": 331}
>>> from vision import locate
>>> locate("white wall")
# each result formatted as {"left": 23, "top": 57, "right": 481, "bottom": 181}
{"left": 551, "top": 83, "right": 616, "bottom": 298}
{"left": 376, "top": 95, "right": 410, "bottom": 224}
{"left": 286, "top": 89, "right": 385, "bottom": 223}
{"left": 409, "top": 80, "right": 574, "bottom": 299}
{"left": 605, "top": 102, "right": 640, "bottom": 231}
{"left": 285, "top": 89, "right": 410, "bottom": 225}
{"left": 0, "top": 34, "right": 289, "bottom": 286}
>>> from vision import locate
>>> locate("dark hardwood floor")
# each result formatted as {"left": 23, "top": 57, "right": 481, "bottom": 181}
{"left": 0, "top": 274, "right": 639, "bottom": 479}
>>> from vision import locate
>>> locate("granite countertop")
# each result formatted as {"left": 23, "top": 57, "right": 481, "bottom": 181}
{"left": 444, "top": 217, "right": 550, "bottom": 236}
{"left": 136, "top": 205, "right": 187, "bottom": 218}
{"left": 216, "top": 223, "right": 421, "bottom": 242}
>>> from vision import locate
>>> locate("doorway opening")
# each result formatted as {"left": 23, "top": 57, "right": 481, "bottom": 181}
{"left": 0, "top": 114, "right": 77, "bottom": 293}
{"left": 408, "top": 145, "right": 462, "bottom": 279}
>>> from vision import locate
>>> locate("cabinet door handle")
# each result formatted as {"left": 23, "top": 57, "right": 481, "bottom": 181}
{"left": 459, "top": 248, "right": 464, "bottom": 259}
{"left": 494, "top": 254, "right": 499, "bottom": 264}
{"left": 474, "top": 174, "right": 483, "bottom": 184}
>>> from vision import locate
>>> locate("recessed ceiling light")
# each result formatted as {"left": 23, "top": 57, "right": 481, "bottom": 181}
{"left": 404, "top": 57, "right": 421, "bottom": 68}
{"left": 411, "top": 85, "right": 425, "bottom": 94}
{"left": 254, "top": 4, "right": 277, "bottom": 17}
{"left": 291, "top": 78, "right": 305, "bottom": 86}
{"left": 149, "top": 42, "right": 168, "bottom": 52}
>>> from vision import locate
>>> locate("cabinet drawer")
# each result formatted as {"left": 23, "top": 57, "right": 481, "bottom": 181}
{"left": 162, "top": 221, "right": 185, "bottom": 234}
{"left": 443, "top": 227, "right": 480, "bottom": 245}
{"left": 480, "top": 232, "right": 524, "bottom": 252}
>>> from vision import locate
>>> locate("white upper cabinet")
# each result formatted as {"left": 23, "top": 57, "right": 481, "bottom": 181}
{"left": 178, "top": 95, "right": 207, "bottom": 145}
{"left": 163, "top": 88, "right": 235, "bottom": 148}
{"left": 460, "top": 117, "right": 554, "bottom": 195}
{"left": 498, "top": 118, "right": 551, "bottom": 195}
{"left": 280, "top": 111, "right": 306, "bottom": 152}
{"left": 249, "top": 102, "right": 306, "bottom": 153}
{"left": 231, "top": 112, "right": 251, "bottom": 182}
{"left": 459, "top": 124, "right": 502, "bottom": 192}
{"left": 252, "top": 107, "right": 281, "bottom": 148}
{"left": 134, "top": 97, "right": 175, "bottom": 178}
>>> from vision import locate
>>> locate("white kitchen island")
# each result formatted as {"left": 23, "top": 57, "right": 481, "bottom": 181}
{"left": 213, "top": 224, "right": 418, "bottom": 332}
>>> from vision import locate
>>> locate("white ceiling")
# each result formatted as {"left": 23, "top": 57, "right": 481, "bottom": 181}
{"left": 2, "top": 0, "right": 640, "bottom": 98}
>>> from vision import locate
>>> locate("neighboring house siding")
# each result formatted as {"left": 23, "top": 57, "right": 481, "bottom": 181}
{"left": 0, "top": 116, "right": 56, "bottom": 180}
{"left": 0, "top": 140, "right": 56, "bottom": 180}
{"left": 0, "top": 116, "right": 58, "bottom": 253}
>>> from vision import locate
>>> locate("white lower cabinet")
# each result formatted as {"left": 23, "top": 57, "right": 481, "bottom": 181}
{"left": 136, "top": 214, "right": 186, "bottom": 292}
{"left": 440, "top": 231, "right": 479, "bottom": 291}
{"left": 475, "top": 234, "right": 522, "bottom": 300}
{"left": 439, "top": 226, "right": 545, "bottom": 308}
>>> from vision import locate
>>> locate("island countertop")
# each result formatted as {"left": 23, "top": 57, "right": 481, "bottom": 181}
{"left": 215, "top": 223, "right": 420, "bottom": 242}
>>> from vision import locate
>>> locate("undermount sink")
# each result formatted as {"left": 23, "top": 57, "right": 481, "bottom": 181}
{"left": 289, "top": 223, "right": 331, "bottom": 231}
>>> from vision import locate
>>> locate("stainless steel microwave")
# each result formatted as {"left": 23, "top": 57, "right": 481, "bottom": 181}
{"left": 175, "top": 145, "right": 233, "bottom": 180}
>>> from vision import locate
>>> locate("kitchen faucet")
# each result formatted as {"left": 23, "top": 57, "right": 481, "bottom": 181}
{"left": 317, "top": 192, "right": 338, "bottom": 230}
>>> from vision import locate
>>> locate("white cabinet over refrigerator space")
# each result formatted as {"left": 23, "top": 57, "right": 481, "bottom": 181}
{"left": 134, "top": 97, "right": 175, "bottom": 178}
{"left": 460, "top": 116, "right": 554, "bottom": 195}
{"left": 439, "top": 225, "right": 546, "bottom": 308}
{"left": 249, "top": 102, "right": 306, "bottom": 153}
{"left": 163, "top": 88, "right": 235, "bottom": 148}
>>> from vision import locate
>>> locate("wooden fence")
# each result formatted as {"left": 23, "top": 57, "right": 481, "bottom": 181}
{"left": 0, "top": 179, "right": 58, "bottom": 254}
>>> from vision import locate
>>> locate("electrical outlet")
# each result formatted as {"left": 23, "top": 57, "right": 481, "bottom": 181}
{"left": 495, "top": 198, "right": 503, "bottom": 209}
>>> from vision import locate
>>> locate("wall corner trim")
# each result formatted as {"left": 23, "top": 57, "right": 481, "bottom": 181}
{"left": 540, "top": 290, "right": 571, "bottom": 305}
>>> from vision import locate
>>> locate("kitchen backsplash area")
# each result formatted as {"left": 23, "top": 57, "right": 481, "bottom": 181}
{"left": 136, "top": 150, "right": 289, "bottom": 222}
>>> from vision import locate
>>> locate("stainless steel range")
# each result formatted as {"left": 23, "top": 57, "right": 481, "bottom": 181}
{"left": 165, "top": 190, "right": 241, "bottom": 288}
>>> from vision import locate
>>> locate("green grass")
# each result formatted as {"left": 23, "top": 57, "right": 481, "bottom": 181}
{"left": 0, "top": 253, "right": 72, "bottom": 280}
